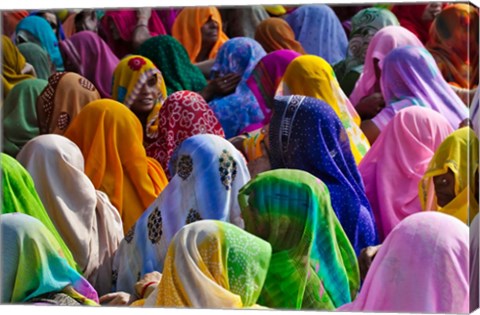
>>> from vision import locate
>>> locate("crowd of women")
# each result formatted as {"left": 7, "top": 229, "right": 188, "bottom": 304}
{"left": 1, "top": 2, "right": 479, "bottom": 313}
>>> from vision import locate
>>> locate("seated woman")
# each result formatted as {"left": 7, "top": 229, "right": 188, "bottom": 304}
{"left": 29, "top": 10, "right": 66, "bottom": 41}
{"left": 1, "top": 213, "right": 98, "bottom": 306}
{"left": 239, "top": 169, "right": 359, "bottom": 310}
{"left": 2, "top": 35, "right": 35, "bottom": 98}
{"left": 17, "top": 42, "right": 53, "bottom": 80}
{"left": 254, "top": 18, "right": 306, "bottom": 54}
{"left": 112, "top": 134, "right": 250, "bottom": 295}
{"left": 338, "top": 211, "right": 468, "bottom": 313}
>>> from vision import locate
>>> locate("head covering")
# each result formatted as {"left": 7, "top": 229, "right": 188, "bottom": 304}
{"left": 419, "top": 127, "right": 479, "bottom": 224}
{"left": 239, "top": 169, "right": 359, "bottom": 310}
{"left": 15, "top": 15, "right": 64, "bottom": 71}
{"left": 111, "top": 55, "right": 168, "bottom": 144}
{"left": 1, "top": 153, "right": 78, "bottom": 271}
{"left": 141, "top": 220, "right": 271, "bottom": 308}
{"left": 17, "top": 42, "right": 53, "bottom": 80}
{"left": 2, "top": 78, "right": 48, "bottom": 157}
{"left": 282, "top": 55, "right": 370, "bottom": 164}
{"left": 358, "top": 106, "right": 454, "bottom": 241}
{"left": 349, "top": 25, "right": 424, "bottom": 106}
{"left": 155, "top": 8, "right": 181, "bottom": 35}
{"left": 2, "top": 35, "right": 34, "bottom": 98}
{"left": 391, "top": 4, "right": 443, "bottom": 44}
{"left": 63, "top": 99, "right": 168, "bottom": 233}
{"left": 16, "top": 135, "right": 124, "bottom": 296}
{"left": 112, "top": 134, "right": 250, "bottom": 294}
{"left": 171, "top": 7, "right": 229, "bottom": 63}
{"left": 374, "top": 45, "right": 469, "bottom": 131}
{"left": 471, "top": 214, "right": 480, "bottom": 312}
{"left": 426, "top": 4, "right": 479, "bottom": 90}
{"left": 146, "top": 91, "right": 225, "bottom": 179}
{"left": 208, "top": 37, "right": 266, "bottom": 138}
{"left": 254, "top": 18, "right": 306, "bottom": 54}
{"left": 136, "top": 35, "right": 207, "bottom": 95}
{"left": 338, "top": 211, "right": 469, "bottom": 313}
{"left": 2, "top": 10, "right": 29, "bottom": 37}
{"left": 1, "top": 213, "right": 98, "bottom": 305}
{"left": 59, "top": 30, "right": 120, "bottom": 98}
{"left": 269, "top": 95, "right": 378, "bottom": 254}
{"left": 36, "top": 72, "right": 101, "bottom": 135}
{"left": 284, "top": 4, "right": 348, "bottom": 65}
{"left": 61, "top": 12, "right": 76, "bottom": 38}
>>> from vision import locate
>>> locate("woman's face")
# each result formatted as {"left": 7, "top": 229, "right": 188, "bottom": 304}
{"left": 433, "top": 168, "right": 456, "bottom": 207}
{"left": 422, "top": 3, "right": 443, "bottom": 22}
{"left": 201, "top": 17, "right": 219, "bottom": 46}
{"left": 131, "top": 73, "right": 161, "bottom": 114}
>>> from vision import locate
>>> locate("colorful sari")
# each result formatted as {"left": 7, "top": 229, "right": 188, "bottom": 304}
{"left": 391, "top": 4, "right": 444, "bottom": 44}
{"left": 254, "top": 18, "right": 306, "bottom": 54}
{"left": 472, "top": 88, "right": 480, "bottom": 137}
{"left": 269, "top": 95, "right": 378, "bottom": 255}
{"left": 471, "top": 214, "right": 480, "bottom": 312}
{"left": 63, "top": 99, "right": 168, "bottom": 234}
{"left": 2, "top": 10, "right": 29, "bottom": 37}
{"left": 2, "top": 35, "right": 34, "bottom": 98}
{"left": 358, "top": 106, "right": 454, "bottom": 241}
{"left": 239, "top": 169, "right": 359, "bottom": 310}
{"left": 17, "top": 42, "right": 52, "bottom": 81}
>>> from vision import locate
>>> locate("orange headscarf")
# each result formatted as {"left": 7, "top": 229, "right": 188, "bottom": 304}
{"left": 2, "top": 10, "right": 29, "bottom": 37}
{"left": 254, "top": 17, "right": 306, "bottom": 54}
{"left": 172, "top": 7, "right": 228, "bottom": 63}
{"left": 64, "top": 99, "right": 168, "bottom": 233}
{"left": 2, "top": 35, "right": 33, "bottom": 98}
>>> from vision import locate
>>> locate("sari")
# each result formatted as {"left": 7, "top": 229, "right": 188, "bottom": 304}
{"left": 171, "top": 7, "right": 229, "bottom": 63}
{"left": 136, "top": 35, "right": 207, "bottom": 95}
{"left": 471, "top": 214, "right": 480, "bottom": 312}
{"left": 2, "top": 10, "right": 29, "bottom": 37}
{"left": 36, "top": 72, "right": 101, "bottom": 135}
{"left": 1, "top": 153, "right": 78, "bottom": 271}
{"left": 349, "top": 25, "right": 424, "bottom": 107}
{"left": 1, "top": 213, "right": 98, "bottom": 305}
{"left": 375, "top": 45, "right": 469, "bottom": 131}
{"left": 145, "top": 90, "right": 225, "bottom": 180}
{"left": 208, "top": 37, "right": 266, "bottom": 138}
{"left": 239, "top": 169, "right": 359, "bottom": 310}
{"left": 472, "top": 88, "right": 480, "bottom": 137}
{"left": 282, "top": 54, "right": 370, "bottom": 164}
{"left": 391, "top": 4, "right": 444, "bottom": 44}
{"left": 338, "top": 212, "right": 469, "bottom": 313}
{"left": 63, "top": 99, "right": 168, "bottom": 234}
{"left": 269, "top": 95, "right": 378, "bottom": 255}
{"left": 284, "top": 4, "right": 347, "bottom": 65}
{"left": 254, "top": 18, "right": 306, "bottom": 54}
{"left": 17, "top": 42, "right": 53, "bottom": 80}
{"left": 16, "top": 135, "right": 124, "bottom": 296}
{"left": 2, "top": 35, "right": 34, "bottom": 98}
{"left": 358, "top": 106, "right": 454, "bottom": 241}
{"left": 419, "top": 127, "right": 479, "bottom": 225}
{"left": 112, "top": 134, "right": 250, "bottom": 294}
{"left": 3, "top": 78, "right": 47, "bottom": 157}
{"left": 140, "top": 220, "right": 271, "bottom": 308}
{"left": 59, "top": 30, "right": 120, "bottom": 98}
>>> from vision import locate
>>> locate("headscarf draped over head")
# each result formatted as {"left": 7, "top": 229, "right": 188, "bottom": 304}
{"left": 15, "top": 15, "right": 64, "bottom": 71}
{"left": 269, "top": 95, "right": 378, "bottom": 254}
{"left": 338, "top": 212, "right": 469, "bottom": 313}
{"left": 146, "top": 91, "right": 225, "bottom": 179}
{"left": 64, "top": 99, "right": 168, "bottom": 233}
{"left": 172, "top": 7, "right": 229, "bottom": 63}
{"left": 59, "top": 30, "right": 120, "bottom": 98}
{"left": 112, "top": 134, "right": 250, "bottom": 294}
{"left": 17, "top": 42, "right": 53, "bottom": 80}
{"left": 136, "top": 35, "right": 207, "bottom": 95}
{"left": 282, "top": 55, "right": 370, "bottom": 164}
{"left": 358, "top": 106, "right": 454, "bottom": 241}
{"left": 36, "top": 72, "right": 101, "bottom": 135}
{"left": 419, "top": 127, "right": 479, "bottom": 224}
{"left": 254, "top": 18, "right": 306, "bottom": 54}
{"left": 239, "top": 169, "right": 360, "bottom": 310}
{"left": 2, "top": 10, "right": 29, "bottom": 37}
{"left": 284, "top": 4, "right": 348, "bottom": 65}
{"left": 1, "top": 213, "right": 98, "bottom": 305}
{"left": 2, "top": 35, "right": 34, "bottom": 98}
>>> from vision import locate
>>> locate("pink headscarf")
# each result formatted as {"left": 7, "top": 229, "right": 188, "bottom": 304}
{"left": 338, "top": 211, "right": 469, "bottom": 313}
{"left": 358, "top": 106, "right": 453, "bottom": 241}
{"left": 349, "top": 25, "right": 423, "bottom": 106}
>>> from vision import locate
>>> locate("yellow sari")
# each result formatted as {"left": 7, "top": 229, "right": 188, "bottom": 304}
{"left": 2, "top": 35, "right": 33, "bottom": 98}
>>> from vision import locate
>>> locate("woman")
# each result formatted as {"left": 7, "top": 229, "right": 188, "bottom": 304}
{"left": 111, "top": 55, "right": 168, "bottom": 146}
{"left": 16, "top": 135, "right": 124, "bottom": 296}
{"left": 254, "top": 17, "right": 306, "bottom": 54}
{"left": 338, "top": 211, "right": 469, "bottom": 313}
{"left": 268, "top": 95, "right": 378, "bottom": 255}
{"left": 36, "top": 72, "right": 101, "bottom": 135}
{"left": 2, "top": 10, "right": 29, "bottom": 38}
{"left": 419, "top": 127, "right": 479, "bottom": 225}
{"left": 3, "top": 78, "right": 48, "bottom": 157}
{"left": 358, "top": 106, "right": 454, "bottom": 241}
{"left": 333, "top": 7, "right": 399, "bottom": 97}
{"left": 17, "top": 42, "right": 53, "bottom": 80}
{"left": 208, "top": 37, "right": 266, "bottom": 139}
{"left": 64, "top": 99, "right": 168, "bottom": 234}
{"left": 1, "top": 213, "right": 99, "bottom": 305}
{"left": 239, "top": 169, "right": 359, "bottom": 310}
{"left": 220, "top": 6, "right": 269, "bottom": 38}
{"left": 471, "top": 214, "right": 479, "bottom": 312}
{"left": 282, "top": 54, "right": 370, "bottom": 164}
{"left": 2, "top": 35, "right": 34, "bottom": 98}
{"left": 112, "top": 134, "right": 250, "bottom": 295}
{"left": 284, "top": 4, "right": 347, "bottom": 65}
{"left": 59, "top": 30, "right": 120, "bottom": 98}
{"left": 145, "top": 90, "right": 225, "bottom": 180}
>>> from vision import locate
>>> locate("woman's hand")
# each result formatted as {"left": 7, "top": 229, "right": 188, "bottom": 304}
{"left": 99, "top": 291, "right": 135, "bottom": 306}
{"left": 358, "top": 244, "right": 382, "bottom": 280}
{"left": 199, "top": 73, "right": 241, "bottom": 102}
{"left": 355, "top": 92, "right": 385, "bottom": 120}
{"left": 134, "top": 271, "right": 162, "bottom": 299}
